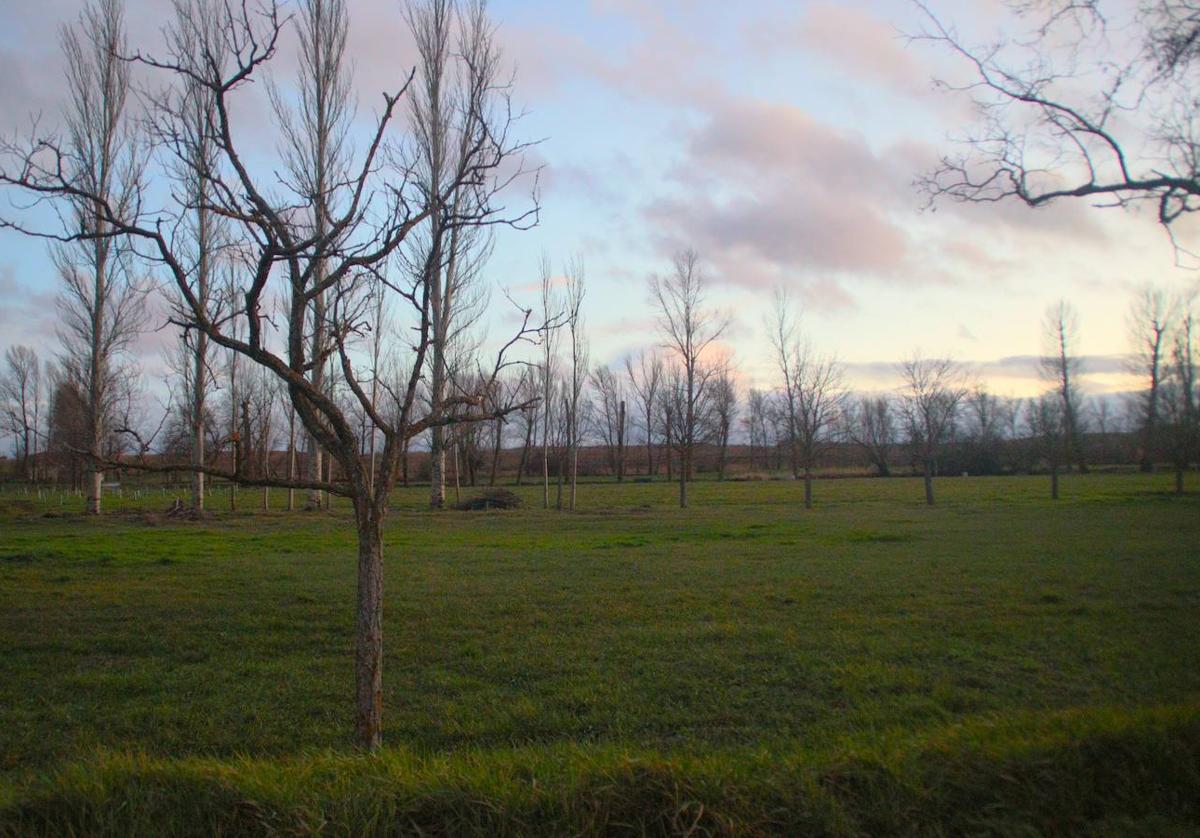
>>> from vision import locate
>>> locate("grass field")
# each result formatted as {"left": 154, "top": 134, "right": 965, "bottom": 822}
{"left": 1, "top": 473, "right": 1198, "bottom": 835}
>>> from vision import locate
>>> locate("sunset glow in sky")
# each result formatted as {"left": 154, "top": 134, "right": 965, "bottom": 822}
{"left": 1, "top": 0, "right": 1196, "bottom": 403}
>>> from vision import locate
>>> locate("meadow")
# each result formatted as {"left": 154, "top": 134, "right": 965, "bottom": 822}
{"left": 1, "top": 473, "right": 1198, "bottom": 835}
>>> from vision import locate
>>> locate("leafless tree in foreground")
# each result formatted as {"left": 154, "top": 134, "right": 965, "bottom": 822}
{"left": 0, "top": 0, "right": 536, "bottom": 750}
{"left": 898, "top": 354, "right": 966, "bottom": 506}
{"left": 649, "top": 249, "right": 728, "bottom": 508}
{"left": 1041, "top": 300, "right": 1089, "bottom": 473}
{"left": 916, "top": 2, "right": 1200, "bottom": 260}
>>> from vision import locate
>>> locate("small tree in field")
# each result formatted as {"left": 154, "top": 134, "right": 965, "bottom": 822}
{"left": 648, "top": 249, "right": 728, "bottom": 508}
{"left": 768, "top": 288, "right": 843, "bottom": 508}
{"left": 897, "top": 354, "right": 965, "bottom": 506}
{"left": 1027, "top": 393, "right": 1066, "bottom": 500}
{"left": 1042, "top": 300, "right": 1089, "bottom": 473}
{"left": 624, "top": 349, "right": 662, "bottom": 477}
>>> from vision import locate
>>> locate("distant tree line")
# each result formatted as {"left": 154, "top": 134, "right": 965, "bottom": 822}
{"left": 5, "top": 281, "right": 1198, "bottom": 505}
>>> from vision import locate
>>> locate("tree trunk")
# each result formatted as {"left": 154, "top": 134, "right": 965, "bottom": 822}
{"left": 191, "top": 340, "right": 206, "bottom": 512}
{"left": 556, "top": 451, "right": 564, "bottom": 510}
{"left": 325, "top": 452, "right": 334, "bottom": 510}
{"left": 286, "top": 412, "right": 296, "bottom": 512}
{"left": 717, "top": 423, "right": 729, "bottom": 481}
{"left": 569, "top": 434, "right": 578, "bottom": 511}
{"left": 401, "top": 436, "right": 410, "bottom": 488}
{"left": 352, "top": 498, "right": 383, "bottom": 751}
{"left": 923, "top": 460, "right": 935, "bottom": 506}
{"left": 490, "top": 416, "right": 503, "bottom": 486}
{"left": 617, "top": 400, "right": 626, "bottom": 483}
{"left": 516, "top": 411, "right": 533, "bottom": 486}
{"left": 679, "top": 448, "right": 688, "bottom": 508}
{"left": 665, "top": 410, "right": 674, "bottom": 482}
{"left": 86, "top": 465, "right": 102, "bottom": 515}
{"left": 430, "top": 425, "right": 446, "bottom": 509}
{"left": 542, "top": 418, "right": 550, "bottom": 510}
{"left": 1051, "top": 464, "right": 1060, "bottom": 500}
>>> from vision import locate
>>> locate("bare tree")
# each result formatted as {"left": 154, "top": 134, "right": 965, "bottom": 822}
{"left": 963, "top": 385, "right": 1014, "bottom": 475}
{"left": 406, "top": 0, "right": 495, "bottom": 510}
{"left": 916, "top": 3, "right": 1200, "bottom": 258}
{"left": 649, "top": 249, "right": 728, "bottom": 508}
{"left": 591, "top": 363, "right": 628, "bottom": 480}
{"left": 657, "top": 361, "right": 684, "bottom": 483}
{"left": 0, "top": 346, "right": 43, "bottom": 481}
{"left": 0, "top": 0, "right": 536, "bottom": 750}
{"left": 484, "top": 373, "right": 510, "bottom": 486}
{"left": 46, "top": 366, "right": 89, "bottom": 490}
{"left": 1163, "top": 291, "right": 1198, "bottom": 493}
{"left": 768, "top": 288, "right": 803, "bottom": 479}
{"left": 794, "top": 354, "right": 843, "bottom": 507}
{"left": 708, "top": 360, "right": 738, "bottom": 481}
{"left": 742, "top": 388, "right": 771, "bottom": 472}
{"left": 1042, "top": 300, "right": 1089, "bottom": 473}
{"left": 148, "top": 0, "right": 230, "bottom": 512}
{"left": 769, "top": 289, "right": 843, "bottom": 507}
{"left": 512, "top": 367, "right": 538, "bottom": 485}
{"left": 846, "top": 395, "right": 895, "bottom": 477}
{"left": 365, "top": 279, "right": 390, "bottom": 494}
{"left": 897, "top": 354, "right": 966, "bottom": 505}
{"left": 537, "top": 254, "right": 561, "bottom": 508}
{"left": 268, "top": 0, "right": 355, "bottom": 511}
{"left": 564, "top": 257, "right": 587, "bottom": 509}
{"left": 1027, "top": 392, "right": 1067, "bottom": 500}
{"left": 39, "top": 0, "right": 147, "bottom": 514}
{"left": 624, "top": 349, "right": 662, "bottom": 477}
{"left": 1127, "top": 284, "right": 1172, "bottom": 472}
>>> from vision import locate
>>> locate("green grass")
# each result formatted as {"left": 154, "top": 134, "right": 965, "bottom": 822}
{"left": 1, "top": 473, "right": 1198, "bottom": 834}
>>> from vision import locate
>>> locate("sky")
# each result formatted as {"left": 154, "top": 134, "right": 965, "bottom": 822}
{"left": 1, "top": 0, "right": 1197, "bottom": 411}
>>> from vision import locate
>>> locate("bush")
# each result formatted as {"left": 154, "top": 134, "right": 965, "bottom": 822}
{"left": 453, "top": 489, "right": 523, "bottom": 511}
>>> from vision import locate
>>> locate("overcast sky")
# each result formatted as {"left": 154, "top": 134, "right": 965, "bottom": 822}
{"left": 1, "top": 0, "right": 1196, "bottom": 404}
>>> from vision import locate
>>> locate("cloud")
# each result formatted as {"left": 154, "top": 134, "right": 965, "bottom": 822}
{"left": 838, "top": 352, "right": 1136, "bottom": 394}
{"left": 0, "top": 264, "right": 60, "bottom": 353}
{"left": 751, "top": 3, "right": 928, "bottom": 97}
{"left": 641, "top": 95, "right": 920, "bottom": 297}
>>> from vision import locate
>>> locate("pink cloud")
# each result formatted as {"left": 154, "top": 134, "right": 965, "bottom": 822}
{"left": 796, "top": 4, "right": 926, "bottom": 94}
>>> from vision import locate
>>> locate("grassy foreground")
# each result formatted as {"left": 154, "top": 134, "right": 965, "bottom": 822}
{"left": 1, "top": 474, "right": 1198, "bottom": 835}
